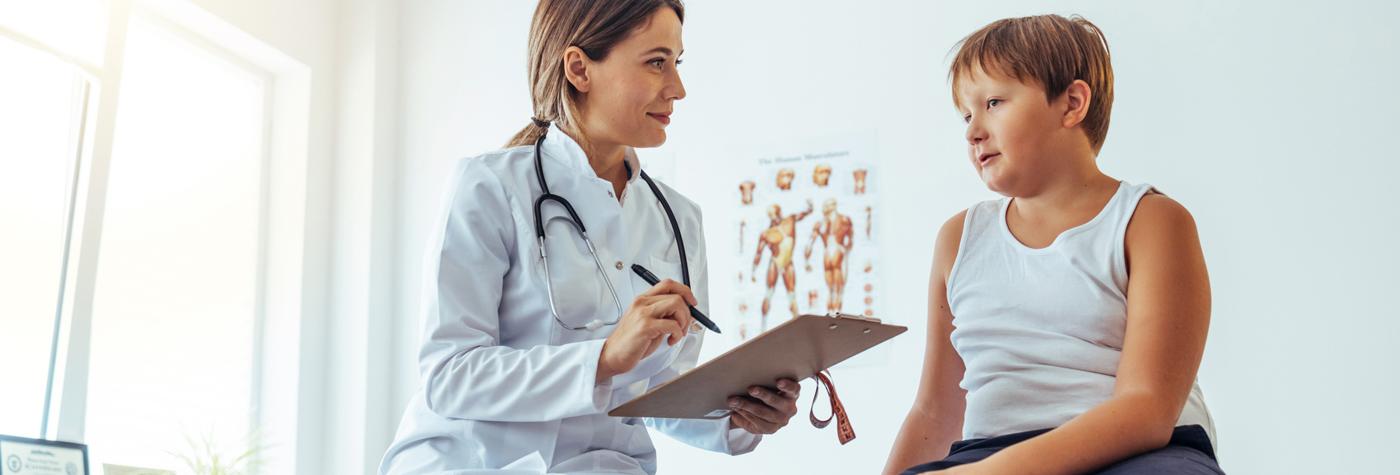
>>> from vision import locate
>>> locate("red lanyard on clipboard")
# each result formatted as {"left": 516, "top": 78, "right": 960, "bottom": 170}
{"left": 809, "top": 370, "right": 855, "bottom": 444}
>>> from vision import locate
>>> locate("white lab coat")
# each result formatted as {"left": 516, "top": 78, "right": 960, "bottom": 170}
{"left": 380, "top": 125, "right": 759, "bottom": 474}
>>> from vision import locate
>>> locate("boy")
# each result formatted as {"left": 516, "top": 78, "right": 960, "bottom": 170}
{"left": 883, "top": 15, "right": 1221, "bottom": 474}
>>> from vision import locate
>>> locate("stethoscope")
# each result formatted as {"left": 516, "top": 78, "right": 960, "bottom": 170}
{"left": 532, "top": 127, "right": 690, "bottom": 331}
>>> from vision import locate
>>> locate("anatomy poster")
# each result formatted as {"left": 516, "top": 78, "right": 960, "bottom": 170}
{"left": 730, "top": 140, "right": 880, "bottom": 342}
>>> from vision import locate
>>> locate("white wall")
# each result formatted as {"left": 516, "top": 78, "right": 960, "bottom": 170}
{"left": 148, "top": 0, "right": 402, "bottom": 473}
{"left": 391, "top": 0, "right": 535, "bottom": 420}
{"left": 325, "top": 0, "right": 400, "bottom": 472}
{"left": 391, "top": 1, "right": 1400, "bottom": 474}
{"left": 119, "top": 0, "right": 344, "bottom": 472}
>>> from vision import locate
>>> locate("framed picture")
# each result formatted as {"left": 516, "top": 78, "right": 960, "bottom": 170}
{"left": 0, "top": 434, "right": 88, "bottom": 475}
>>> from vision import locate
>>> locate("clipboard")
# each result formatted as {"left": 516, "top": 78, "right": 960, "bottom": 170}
{"left": 608, "top": 313, "right": 907, "bottom": 419}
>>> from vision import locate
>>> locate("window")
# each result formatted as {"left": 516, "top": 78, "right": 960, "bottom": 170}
{"left": 81, "top": 17, "right": 268, "bottom": 470}
{"left": 0, "top": 0, "right": 107, "bottom": 67}
{"left": 0, "top": 34, "right": 89, "bottom": 441}
{"left": 1, "top": 3, "right": 298, "bottom": 472}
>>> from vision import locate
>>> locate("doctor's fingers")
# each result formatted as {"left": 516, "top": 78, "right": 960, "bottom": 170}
{"left": 658, "top": 294, "right": 696, "bottom": 331}
{"left": 638, "top": 294, "right": 695, "bottom": 331}
{"left": 637, "top": 278, "right": 697, "bottom": 306}
{"left": 641, "top": 317, "right": 687, "bottom": 346}
{"left": 774, "top": 378, "right": 802, "bottom": 399}
{"left": 746, "top": 384, "right": 799, "bottom": 410}
{"left": 729, "top": 410, "right": 759, "bottom": 433}
{"left": 728, "top": 395, "right": 786, "bottom": 425}
{"left": 730, "top": 405, "right": 782, "bottom": 434}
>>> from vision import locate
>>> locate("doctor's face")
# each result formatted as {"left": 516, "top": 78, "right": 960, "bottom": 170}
{"left": 576, "top": 7, "right": 686, "bottom": 148}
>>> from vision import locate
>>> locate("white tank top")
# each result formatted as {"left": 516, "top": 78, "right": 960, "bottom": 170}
{"left": 947, "top": 181, "right": 1216, "bottom": 444}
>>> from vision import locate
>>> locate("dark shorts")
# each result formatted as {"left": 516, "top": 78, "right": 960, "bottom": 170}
{"left": 901, "top": 425, "right": 1224, "bottom": 474}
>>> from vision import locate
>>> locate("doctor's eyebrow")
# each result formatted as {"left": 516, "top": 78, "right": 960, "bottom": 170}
{"left": 641, "top": 47, "right": 683, "bottom": 57}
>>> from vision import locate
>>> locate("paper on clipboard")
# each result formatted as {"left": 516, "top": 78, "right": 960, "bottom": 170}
{"left": 608, "top": 313, "right": 906, "bottom": 419}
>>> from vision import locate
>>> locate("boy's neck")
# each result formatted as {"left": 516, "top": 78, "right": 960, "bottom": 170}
{"left": 1011, "top": 150, "right": 1118, "bottom": 220}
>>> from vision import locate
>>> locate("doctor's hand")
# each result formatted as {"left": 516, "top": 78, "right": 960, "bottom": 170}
{"left": 727, "top": 378, "right": 800, "bottom": 435}
{"left": 596, "top": 279, "right": 697, "bottom": 384}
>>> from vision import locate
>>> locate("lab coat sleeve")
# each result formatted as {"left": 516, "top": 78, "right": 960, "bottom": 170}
{"left": 641, "top": 209, "right": 762, "bottom": 455}
{"left": 641, "top": 334, "right": 762, "bottom": 455}
{"left": 418, "top": 159, "right": 613, "bottom": 422}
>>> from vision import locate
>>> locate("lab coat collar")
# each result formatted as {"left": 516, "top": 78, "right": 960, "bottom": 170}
{"left": 542, "top": 123, "right": 642, "bottom": 186}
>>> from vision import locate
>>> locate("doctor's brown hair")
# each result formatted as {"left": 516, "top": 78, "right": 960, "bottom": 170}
{"left": 506, "top": 0, "right": 685, "bottom": 148}
{"left": 949, "top": 14, "right": 1115, "bottom": 152}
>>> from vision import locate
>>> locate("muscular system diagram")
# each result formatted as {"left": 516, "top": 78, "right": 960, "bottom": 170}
{"left": 865, "top": 206, "right": 873, "bottom": 239}
{"left": 751, "top": 200, "right": 814, "bottom": 330}
{"left": 804, "top": 198, "right": 854, "bottom": 314}
{"left": 730, "top": 140, "right": 881, "bottom": 342}
{"left": 813, "top": 164, "right": 832, "bottom": 187}
{"left": 776, "top": 168, "right": 795, "bottom": 191}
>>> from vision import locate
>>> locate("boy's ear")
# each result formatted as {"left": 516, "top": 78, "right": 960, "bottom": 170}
{"left": 1061, "top": 79, "right": 1092, "bottom": 129}
{"left": 563, "top": 46, "right": 592, "bottom": 93}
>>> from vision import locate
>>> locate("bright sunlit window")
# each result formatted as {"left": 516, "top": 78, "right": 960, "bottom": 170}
{"left": 82, "top": 17, "right": 267, "bottom": 471}
{"left": 0, "top": 34, "right": 88, "bottom": 441}
{"left": 0, "top": 0, "right": 109, "bottom": 67}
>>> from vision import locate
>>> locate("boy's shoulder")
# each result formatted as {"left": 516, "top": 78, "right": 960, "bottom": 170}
{"left": 937, "top": 209, "right": 969, "bottom": 242}
{"left": 1130, "top": 192, "right": 1195, "bottom": 231}
{"left": 932, "top": 209, "right": 970, "bottom": 279}
{"left": 935, "top": 196, "right": 1005, "bottom": 251}
{"left": 1126, "top": 192, "right": 1200, "bottom": 255}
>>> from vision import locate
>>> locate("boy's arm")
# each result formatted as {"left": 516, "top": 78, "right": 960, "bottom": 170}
{"left": 883, "top": 211, "right": 969, "bottom": 475}
{"left": 958, "top": 195, "right": 1212, "bottom": 475}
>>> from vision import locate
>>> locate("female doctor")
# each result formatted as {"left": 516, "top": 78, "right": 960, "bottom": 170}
{"left": 380, "top": 1, "right": 800, "bottom": 473}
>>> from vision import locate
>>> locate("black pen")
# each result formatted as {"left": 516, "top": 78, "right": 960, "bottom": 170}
{"left": 630, "top": 263, "right": 722, "bottom": 334}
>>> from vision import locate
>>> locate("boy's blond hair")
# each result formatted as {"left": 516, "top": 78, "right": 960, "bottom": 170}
{"left": 950, "top": 14, "right": 1114, "bottom": 152}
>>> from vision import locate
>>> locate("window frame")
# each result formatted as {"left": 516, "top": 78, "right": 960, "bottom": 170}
{"left": 3, "top": 1, "right": 310, "bottom": 472}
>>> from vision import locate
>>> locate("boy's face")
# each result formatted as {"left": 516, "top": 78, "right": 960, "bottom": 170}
{"left": 955, "top": 64, "right": 1069, "bottom": 196}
